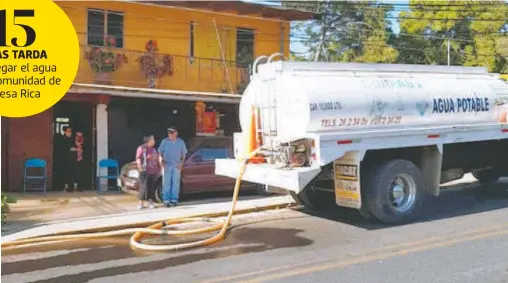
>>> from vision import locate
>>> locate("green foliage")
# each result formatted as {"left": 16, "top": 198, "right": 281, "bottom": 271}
{"left": 346, "top": 3, "right": 399, "bottom": 63}
{"left": 1, "top": 193, "right": 17, "bottom": 223}
{"left": 397, "top": 0, "right": 508, "bottom": 71}
{"left": 286, "top": 0, "right": 508, "bottom": 71}
{"left": 285, "top": 1, "right": 398, "bottom": 63}
{"left": 286, "top": 1, "right": 364, "bottom": 61}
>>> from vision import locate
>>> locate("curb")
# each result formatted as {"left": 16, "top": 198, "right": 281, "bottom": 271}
{"left": 2, "top": 197, "right": 297, "bottom": 244}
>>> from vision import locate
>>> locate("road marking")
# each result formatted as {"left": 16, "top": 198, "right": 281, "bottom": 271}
{"left": 244, "top": 228, "right": 508, "bottom": 283}
{"left": 201, "top": 224, "right": 508, "bottom": 283}
{"left": 1, "top": 248, "right": 93, "bottom": 263}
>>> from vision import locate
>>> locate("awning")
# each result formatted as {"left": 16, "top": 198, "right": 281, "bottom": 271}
{"left": 68, "top": 83, "right": 242, "bottom": 104}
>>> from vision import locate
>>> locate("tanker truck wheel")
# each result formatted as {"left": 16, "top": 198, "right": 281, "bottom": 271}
{"left": 471, "top": 168, "right": 500, "bottom": 184}
{"left": 364, "top": 159, "right": 425, "bottom": 225}
{"left": 289, "top": 181, "right": 335, "bottom": 210}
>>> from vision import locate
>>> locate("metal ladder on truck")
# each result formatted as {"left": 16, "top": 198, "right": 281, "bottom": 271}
{"left": 251, "top": 53, "right": 284, "bottom": 164}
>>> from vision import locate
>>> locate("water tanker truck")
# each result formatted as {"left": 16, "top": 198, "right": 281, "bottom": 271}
{"left": 215, "top": 53, "right": 508, "bottom": 225}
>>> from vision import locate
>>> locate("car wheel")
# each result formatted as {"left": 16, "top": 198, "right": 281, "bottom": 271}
{"left": 363, "top": 159, "right": 426, "bottom": 225}
{"left": 472, "top": 168, "right": 500, "bottom": 184}
{"left": 154, "top": 180, "right": 163, "bottom": 203}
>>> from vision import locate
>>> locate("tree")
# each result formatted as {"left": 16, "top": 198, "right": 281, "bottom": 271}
{"left": 397, "top": 0, "right": 508, "bottom": 71}
{"left": 343, "top": 2, "right": 399, "bottom": 63}
{"left": 464, "top": 0, "right": 508, "bottom": 72}
{"left": 284, "top": 1, "right": 362, "bottom": 61}
{"left": 284, "top": 1, "right": 397, "bottom": 63}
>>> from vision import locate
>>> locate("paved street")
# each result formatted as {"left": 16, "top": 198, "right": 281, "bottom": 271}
{"left": 2, "top": 178, "right": 507, "bottom": 283}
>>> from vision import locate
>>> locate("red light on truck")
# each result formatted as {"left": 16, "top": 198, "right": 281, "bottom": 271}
{"left": 502, "top": 129, "right": 508, "bottom": 133}
{"left": 427, "top": 134, "right": 440, "bottom": 139}
{"left": 337, "top": 140, "right": 353, "bottom": 145}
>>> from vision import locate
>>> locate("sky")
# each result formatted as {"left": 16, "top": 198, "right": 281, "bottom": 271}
{"left": 244, "top": 0, "right": 409, "bottom": 55}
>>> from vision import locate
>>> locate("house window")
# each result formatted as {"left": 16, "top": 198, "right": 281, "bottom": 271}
{"left": 189, "top": 21, "right": 195, "bottom": 58}
{"left": 87, "top": 9, "right": 124, "bottom": 48}
{"left": 236, "top": 28, "right": 254, "bottom": 68}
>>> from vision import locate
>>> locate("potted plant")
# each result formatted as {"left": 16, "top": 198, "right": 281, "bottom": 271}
{"left": 84, "top": 36, "right": 128, "bottom": 84}
{"left": 137, "top": 40, "right": 173, "bottom": 88}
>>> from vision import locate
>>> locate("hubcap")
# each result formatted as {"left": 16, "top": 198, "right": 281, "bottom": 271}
{"left": 389, "top": 173, "right": 417, "bottom": 213}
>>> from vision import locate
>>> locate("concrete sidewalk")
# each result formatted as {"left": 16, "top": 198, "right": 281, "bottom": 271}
{"left": 1, "top": 191, "right": 275, "bottom": 234}
{"left": 1, "top": 193, "right": 295, "bottom": 244}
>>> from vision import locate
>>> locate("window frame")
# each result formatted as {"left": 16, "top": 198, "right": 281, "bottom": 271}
{"left": 235, "top": 27, "right": 255, "bottom": 68}
{"left": 86, "top": 8, "right": 124, "bottom": 48}
{"left": 189, "top": 21, "right": 195, "bottom": 59}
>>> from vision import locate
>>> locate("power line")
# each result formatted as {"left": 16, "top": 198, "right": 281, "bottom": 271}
{"left": 61, "top": 5, "right": 290, "bottom": 38}
{"left": 395, "top": 16, "right": 507, "bottom": 22}
{"left": 320, "top": 3, "right": 508, "bottom": 14}
{"left": 296, "top": 30, "right": 506, "bottom": 41}
{"left": 339, "top": 2, "right": 508, "bottom": 8}
{"left": 85, "top": 21, "right": 508, "bottom": 44}
{"left": 80, "top": 30, "right": 508, "bottom": 53}
{"left": 80, "top": 31, "right": 505, "bottom": 59}
{"left": 65, "top": 4, "right": 508, "bottom": 41}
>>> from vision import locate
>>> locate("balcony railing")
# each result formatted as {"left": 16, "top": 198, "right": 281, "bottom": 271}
{"left": 76, "top": 45, "right": 250, "bottom": 94}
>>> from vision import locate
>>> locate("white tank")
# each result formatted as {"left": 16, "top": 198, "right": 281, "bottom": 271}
{"left": 239, "top": 61, "right": 508, "bottom": 142}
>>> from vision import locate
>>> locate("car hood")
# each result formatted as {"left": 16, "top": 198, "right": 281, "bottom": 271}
{"left": 120, "top": 161, "right": 162, "bottom": 177}
{"left": 120, "top": 161, "right": 138, "bottom": 175}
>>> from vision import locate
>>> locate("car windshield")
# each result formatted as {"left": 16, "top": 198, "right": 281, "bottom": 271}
{"left": 192, "top": 148, "right": 229, "bottom": 162}
{"left": 186, "top": 137, "right": 232, "bottom": 161}
{"left": 187, "top": 137, "right": 232, "bottom": 155}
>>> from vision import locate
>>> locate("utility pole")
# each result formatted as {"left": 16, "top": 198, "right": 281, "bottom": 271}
{"left": 447, "top": 38, "right": 450, "bottom": 66}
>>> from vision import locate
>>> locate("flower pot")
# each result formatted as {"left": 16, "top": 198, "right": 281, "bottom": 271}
{"left": 95, "top": 72, "right": 113, "bottom": 85}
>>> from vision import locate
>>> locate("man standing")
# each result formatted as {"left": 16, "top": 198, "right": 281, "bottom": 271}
{"left": 158, "top": 126, "right": 187, "bottom": 207}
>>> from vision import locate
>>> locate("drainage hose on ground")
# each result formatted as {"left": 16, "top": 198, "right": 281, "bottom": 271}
{"left": 1, "top": 151, "right": 258, "bottom": 251}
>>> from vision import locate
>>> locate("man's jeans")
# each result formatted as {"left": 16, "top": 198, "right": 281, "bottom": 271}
{"left": 162, "top": 166, "right": 181, "bottom": 204}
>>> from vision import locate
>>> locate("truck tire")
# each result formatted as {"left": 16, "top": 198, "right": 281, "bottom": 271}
{"left": 364, "top": 159, "right": 425, "bottom": 225}
{"left": 358, "top": 204, "right": 376, "bottom": 221}
{"left": 289, "top": 182, "right": 335, "bottom": 210}
{"left": 472, "top": 169, "right": 500, "bottom": 184}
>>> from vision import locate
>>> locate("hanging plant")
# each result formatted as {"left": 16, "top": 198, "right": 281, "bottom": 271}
{"left": 84, "top": 36, "right": 128, "bottom": 73}
{"left": 137, "top": 40, "right": 173, "bottom": 88}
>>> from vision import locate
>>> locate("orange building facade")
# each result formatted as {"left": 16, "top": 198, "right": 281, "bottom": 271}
{"left": 1, "top": 1, "right": 314, "bottom": 192}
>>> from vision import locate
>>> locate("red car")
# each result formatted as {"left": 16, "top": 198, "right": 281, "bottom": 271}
{"left": 118, "top": 136, "right": 264, "bottom": 202}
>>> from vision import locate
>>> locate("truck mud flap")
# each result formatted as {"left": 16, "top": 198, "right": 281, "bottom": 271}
{"left": 215, "top": 159, "right": 321, "bottom": 194}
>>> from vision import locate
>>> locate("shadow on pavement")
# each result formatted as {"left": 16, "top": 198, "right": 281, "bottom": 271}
{"left": 1, "top": 219, "right": 42, "bottom": 237}
{"left": 2, "top": 227, "right": 313, "bottom": 282}
{"left": 296, "top": 180, "right": 508, "bottom": 230}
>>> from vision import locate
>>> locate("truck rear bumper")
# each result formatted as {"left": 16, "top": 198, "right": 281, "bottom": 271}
{"left": 215, "top": 158, "right": 321, "bottom": 194}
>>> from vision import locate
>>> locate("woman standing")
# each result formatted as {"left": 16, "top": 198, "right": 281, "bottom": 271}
{"left": 136, "top": 135, "right": 160, "bottom": 210}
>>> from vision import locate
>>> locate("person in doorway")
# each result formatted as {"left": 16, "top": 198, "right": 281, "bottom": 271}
{"left": 136, "top": 135, "right": 159, "bottom": 210}
{"left": 59, "top": 126, "right": 78, "bottom": 192}
{"left": 158, "top": 127, "right": 187, "bottom": 207}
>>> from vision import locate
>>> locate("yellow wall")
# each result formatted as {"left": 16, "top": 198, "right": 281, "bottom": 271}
{"left": 58, "top": 1, "right": 290, "bottom": 93}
